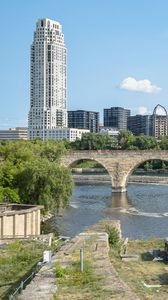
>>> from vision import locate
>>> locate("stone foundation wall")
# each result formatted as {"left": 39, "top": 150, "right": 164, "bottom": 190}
{"left": 0, "top": 204, "right": 43, "bottom": 239}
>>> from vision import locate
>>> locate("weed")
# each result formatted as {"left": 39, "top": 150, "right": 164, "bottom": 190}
{"left": 105, "top": 225, "right": 120, "bottom": 247}
{"left": 55, "top": 264, "right": 66, "bottom": 278}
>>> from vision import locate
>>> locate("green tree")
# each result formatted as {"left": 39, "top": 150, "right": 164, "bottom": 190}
{"left": 0, "top": 187, "right": 20, "bottom": 203}
{"left": 15, "top": 159, "right": 73, "bottom": 212}
{"left": 159, "top": 137, "right": 168, "bottom": 150}
{"left": 118, "top": 131, "right": 135, "bottom": 149}
{"left": 134, "top": 135, "right": 158, "bottom": 150}
{"left": 71, "top": 133, "right": 118, "bottom": 150}
{"left": 0, "top": 140, "right": 73, "bottom": 212}
{"left": 143, "top": 161, "right": 153, "bottom": 171}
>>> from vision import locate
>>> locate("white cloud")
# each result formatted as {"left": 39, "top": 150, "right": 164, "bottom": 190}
{"left": 120, "top": 77, "right": 161, "bottom": 93}
{"left": 132, "top": 106, "right": 152, "bottom": 115}
{"left": 137, "top": 106, "right": 148, "bottom": 115}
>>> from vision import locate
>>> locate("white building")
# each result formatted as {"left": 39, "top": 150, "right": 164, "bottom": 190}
{"left": 28, "top": 18, "right": 67, "bottom": 140}
{"left": 0, "top": 128, "right": 28, "bottom": 140}
{"left": 99, "top": 127, "right": 119, "bottom": 138}
{"left": 40, "top": 128, "right": 89, "bottom": 142}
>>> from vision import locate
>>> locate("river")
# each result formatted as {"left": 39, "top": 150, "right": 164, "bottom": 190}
{"left": 49, "top": 181, "right": 168, "bottom": 240}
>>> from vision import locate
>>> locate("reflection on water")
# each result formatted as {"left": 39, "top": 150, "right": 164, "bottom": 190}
{"left": 49, "top": 182, "right": 168, "bottom": 239}
{"left": 107, "top": 192, "right": 131, "bottom": 209}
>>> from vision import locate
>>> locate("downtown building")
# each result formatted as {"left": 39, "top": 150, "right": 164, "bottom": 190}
{"left": 128, "top": 115, "right": 152, "bottom": 136}
{"left": 128, "top": 104, "right": 168, "bottom": 138}
{"left": 28, "top": 18, "right": 67, "bottom": 140}
{"left": 0, "top": 127, "right": 28, "bottom": 140}
{"left": 103, "top": 107, "right": 130, "bottom": 130}
{"left": 68, "top": 110, "right": 99, "bottom": 133}
{"left": 152, "top": 104, "right": 168, "bottom": 139}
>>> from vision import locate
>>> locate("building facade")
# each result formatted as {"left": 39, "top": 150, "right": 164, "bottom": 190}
{"left": 152, "top": 104, "right": 168, "bottom": 139}
{"left": 0, "top": 127, "right": 28, "bottom": 140}
{"left": 128, "top": 115, "right": 152, "bottom": 136}
{"left": 40, "top": 128, "right": 89, "bottom": 142}
{"left": 104, "top": 107, "right": 130, "bottom": 130}
{"left": 68, "top": 110, "right": 99, "bottom": 133}
{"left": 28, "top": 18, "right": 67, "bottom": 140}
{"left": 99, "top": 127, "right": 119, "bottom": 138}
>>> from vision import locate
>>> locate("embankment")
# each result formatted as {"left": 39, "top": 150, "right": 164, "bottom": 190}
{"left": 73, "top": 174, "right": 168, "bottom": 185}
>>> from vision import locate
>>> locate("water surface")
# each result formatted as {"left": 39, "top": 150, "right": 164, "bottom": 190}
{"left": 49, "top": 182, "right": 168, "bottom": 239}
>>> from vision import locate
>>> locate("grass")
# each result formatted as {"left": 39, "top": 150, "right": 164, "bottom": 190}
{"left": 54, "top": 260, "right": 104, "bottom": 299}
{"left": 109, "top": 239, "right": 168, "bottom": 300}
{"left": 53, "top": 236, "right": 117, "bottom": 300}
{"left": 0, "top": 238, "right": 61, "bottom": 299}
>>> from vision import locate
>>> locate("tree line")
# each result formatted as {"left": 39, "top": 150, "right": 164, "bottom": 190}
{"left": 71, "top": 131, "right": 168, "bottom": 150}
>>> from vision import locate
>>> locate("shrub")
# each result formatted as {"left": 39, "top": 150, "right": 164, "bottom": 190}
{"left": 105, "top": 226, "right": 120, "bottom": 247}
{"left": 55, "top": 265, "right": 66, "bottom": 278}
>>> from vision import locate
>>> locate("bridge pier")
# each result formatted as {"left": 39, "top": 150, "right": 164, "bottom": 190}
{"left": 112, "top": 187, "right": 127, "bottom": 193}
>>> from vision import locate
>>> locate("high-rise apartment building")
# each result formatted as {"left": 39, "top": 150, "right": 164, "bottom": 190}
{"left": 152, "top": 104, "right": 168, "bottom": 138}
{"left": 28, "top": 18, "right": 67, "bottom": 140}
{"left": 128, "top": 115, "right": 152, "bottom": 136}
{"left": 104, "top": 107, "right": 130, "bottom": 130}
{"left": 68, "top": 110, "right": 99, "bottom": 133}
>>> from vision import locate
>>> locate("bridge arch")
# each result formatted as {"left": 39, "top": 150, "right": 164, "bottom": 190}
{"left": 64, "top": 157, "right": 113, "bottom": 186}
{"left": 124, "top": 157, "right": 168, "bottom": 188}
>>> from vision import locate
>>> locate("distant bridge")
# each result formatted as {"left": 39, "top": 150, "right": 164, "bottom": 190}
{"left": 61, "top": 150, "right": 168, "bottom": 192}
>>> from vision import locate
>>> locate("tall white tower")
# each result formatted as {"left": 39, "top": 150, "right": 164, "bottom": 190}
{"left": 28, "top": 18, "right": 67, "bottom": 140}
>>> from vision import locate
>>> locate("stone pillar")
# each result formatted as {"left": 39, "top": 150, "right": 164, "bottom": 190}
{"left": 109, "top": 164, "right": 127, "bottom": 193}
{"left": 112, "top": 186, "right": 127, "bottom": 193}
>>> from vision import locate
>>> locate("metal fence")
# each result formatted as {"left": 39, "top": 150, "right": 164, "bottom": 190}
{"left": 8, "top": 261, "right": 43, "bottom": 300}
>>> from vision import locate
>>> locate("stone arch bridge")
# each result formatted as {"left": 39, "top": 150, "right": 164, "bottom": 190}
{"left": 61, "top": 150, "right": 168, "bottom": 193}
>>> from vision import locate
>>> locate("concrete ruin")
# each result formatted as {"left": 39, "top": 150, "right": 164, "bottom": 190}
{"left": 0, "top": 203, "right": 43, "bottom": 238}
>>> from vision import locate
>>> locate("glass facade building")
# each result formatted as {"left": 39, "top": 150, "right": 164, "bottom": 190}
{"left": 68, "top": 110, "right": 99, "bottom": 133}
{"left": 103, "top": 107, "right": 130, "bottom": 130}
{"left": 128, "top": 115, "right": 152, "bottom": 136}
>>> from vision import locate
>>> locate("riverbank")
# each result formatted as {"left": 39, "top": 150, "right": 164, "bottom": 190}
{"left": 73, "top": 174, "right": 168, "bottom": 185}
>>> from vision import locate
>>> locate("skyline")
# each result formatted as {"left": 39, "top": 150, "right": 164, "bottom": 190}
{"left": 1, "top": 0, "right": 168, "bottom": 128}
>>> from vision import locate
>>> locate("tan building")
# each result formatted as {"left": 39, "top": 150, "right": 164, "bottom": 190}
{"left": 0, "top": 203, "right": 43, "bottom": 238}
{"left": 152, "top": 104, "right": 168, "bottom": 139}
{"left": 0, "top": 127, "right": 28, "bottom": 140}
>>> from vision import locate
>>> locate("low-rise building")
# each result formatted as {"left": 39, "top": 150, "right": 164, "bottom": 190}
{"left": 0, "top": 127, "right": 28, "bottom": 140}
{"left": 29, "top": 128, "right": 90, "bottom": 141}
{"left": 99, "top": 127, "right": 119, "bottom": 138}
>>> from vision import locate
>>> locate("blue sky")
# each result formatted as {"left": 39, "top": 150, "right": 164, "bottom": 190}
{"left": 1, "top": 0, "right": 168, "bottom": 127}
